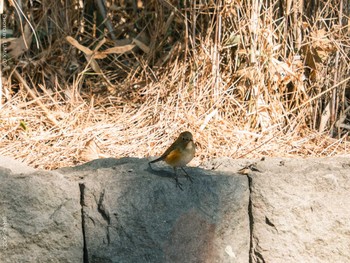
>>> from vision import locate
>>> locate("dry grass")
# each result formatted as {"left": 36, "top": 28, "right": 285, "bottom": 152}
{"left": 0, "top": 0, "right": 349, "bottom": 170}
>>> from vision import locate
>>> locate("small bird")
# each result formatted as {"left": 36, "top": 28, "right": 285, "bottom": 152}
{"left": 149, "top": 131, "right": 196, "bottom": 190}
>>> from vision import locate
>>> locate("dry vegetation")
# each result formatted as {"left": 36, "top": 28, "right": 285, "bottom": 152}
{"left": 0, "top": 0, "right": 349, "bottom": 169}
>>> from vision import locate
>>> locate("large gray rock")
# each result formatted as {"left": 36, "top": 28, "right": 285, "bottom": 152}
{"left": 250, "top": 157, "right": 350, "bottom": 263}
{"left": 207, "top": 156, "right": 350, "bottom": 263}
{"left": 0, "top": 165, "right": 83, "bottom": 263}
{"left": 2, "top": 155, "right": 350, "bottom": 263}
{"left": 61, "top": 158, "right": 250, "bottom": 263}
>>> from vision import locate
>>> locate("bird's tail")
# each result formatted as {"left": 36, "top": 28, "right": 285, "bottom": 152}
{"left": 149, "top": 156, "right": 163, "bottom": 164}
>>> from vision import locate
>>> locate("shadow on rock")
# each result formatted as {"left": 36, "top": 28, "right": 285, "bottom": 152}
{"left": 64, "top": 157, "right": 250, "bottom": 263}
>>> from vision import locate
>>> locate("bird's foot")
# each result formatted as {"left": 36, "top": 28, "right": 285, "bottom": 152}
{"left": 174, "top": 177, "right": 184, "bottom": 191}
{"left": 181, "top": 167, "right": 193, "bottom": 183}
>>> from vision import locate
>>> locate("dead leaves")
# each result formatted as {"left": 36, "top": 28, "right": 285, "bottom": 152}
{"left": 79, "top": 138, "right": 109, "bottom": 161}
{"left": 66, "top": 36, "right": 136, "bottom": 60}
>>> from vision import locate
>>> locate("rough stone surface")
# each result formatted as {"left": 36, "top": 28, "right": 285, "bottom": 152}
{"left": 2, "top": 155, "right": 350, "bottom": 263}
{"left": 0, "top": 165, "right": 83, "bottom": 263}
{"left": 206, "top": 156, "right": 350, "bottom": 263}
{"left": 252, "top": 157, "right": 350, "bottom": 263}
{"left": 60, "top": 158, "right": 250, "bottom": 263}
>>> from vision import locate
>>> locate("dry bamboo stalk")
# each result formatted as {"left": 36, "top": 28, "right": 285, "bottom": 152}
{"left": 330, "top": 0, "right": 343, "bottom": 136}
{"left": 250, "top": 0, "right": 259, "bottom": 65}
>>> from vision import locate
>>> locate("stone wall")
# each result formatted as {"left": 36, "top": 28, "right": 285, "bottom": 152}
{"left": 0, "top": 156, "right": 349, "bottom": 262}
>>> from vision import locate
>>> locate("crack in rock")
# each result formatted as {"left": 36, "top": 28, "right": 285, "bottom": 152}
{"left": 97, "top": 189, "right": 111, "bottom": 244}
{"left": 248, "top": 174, "right": 266, "bottom": 263}
{"left": 79, "top": 183, "right": 89, "bottom": 263}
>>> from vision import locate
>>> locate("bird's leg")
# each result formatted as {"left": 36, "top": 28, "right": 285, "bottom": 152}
{"left": 173, "top": 167, "right": 183, "bottom": 190}
{"left": 180, "top": 167, "right": 193, "bottom": 183}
